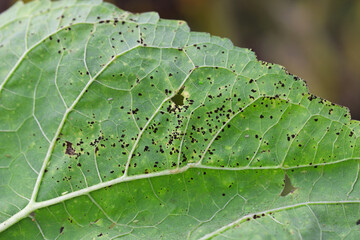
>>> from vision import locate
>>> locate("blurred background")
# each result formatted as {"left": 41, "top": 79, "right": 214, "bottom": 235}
{"left": 1, "top": 0, "right": 360, "bottom": 119}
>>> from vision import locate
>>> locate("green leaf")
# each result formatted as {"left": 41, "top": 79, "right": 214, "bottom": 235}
{"left": 1, "top": 0, "right": 360, "bottom": 239}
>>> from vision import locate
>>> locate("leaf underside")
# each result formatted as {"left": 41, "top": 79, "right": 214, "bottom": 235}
{"left": 1, "top": 0, "right": 360, "bottom": 239}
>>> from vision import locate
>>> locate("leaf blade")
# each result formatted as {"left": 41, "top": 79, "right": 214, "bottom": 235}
{"left": 1, "top": 0, "right": 360, "bottom": 239}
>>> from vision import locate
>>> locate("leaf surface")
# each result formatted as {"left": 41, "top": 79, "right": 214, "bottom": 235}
{"left": 1, "top": 0, "right": 360, "bottom": 239}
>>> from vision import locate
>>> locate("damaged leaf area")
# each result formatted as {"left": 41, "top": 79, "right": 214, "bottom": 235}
{"left": 1, "top": 0, "right": 360, "bottom": 239}
{"left": 280, "top": 174, "right": 297, "bottom": 197}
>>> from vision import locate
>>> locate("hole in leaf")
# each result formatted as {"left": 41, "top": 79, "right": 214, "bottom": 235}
{"left": 280, "top": 174, "right": 297, "bottom": 196}
{"left": 171, "top": 87, "right": 185, "bottom": 106}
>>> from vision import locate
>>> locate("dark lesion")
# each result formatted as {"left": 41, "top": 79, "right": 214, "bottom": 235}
{"left": 65, "top": 141, "right": 76, "bottom": 156}
{"left": 280, "top": 174, "right": 297, "bottom": 196}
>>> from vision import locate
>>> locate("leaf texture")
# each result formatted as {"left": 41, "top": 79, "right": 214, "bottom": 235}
{"left": 1, "top": 0, "right": 360, "bottom": 239}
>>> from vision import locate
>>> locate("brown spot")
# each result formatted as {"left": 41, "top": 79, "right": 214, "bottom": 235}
{"left": 30, "top": 212, "right": 36, "bottom": 222}
{"left": 109, "top": 223, "right": 116, "bottom": 229}
{"left": 65, "top": 141, "right": 76, "bottom": 156}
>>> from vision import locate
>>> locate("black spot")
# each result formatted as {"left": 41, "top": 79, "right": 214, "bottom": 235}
{"left": 65, "top": 141, "right": 76, "bottom": 156}
{"left": 356, "top": 219, "right": 360, "bottom": 225}
{"left": 60, "top": 226, "right": 64, "bottom": 234}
